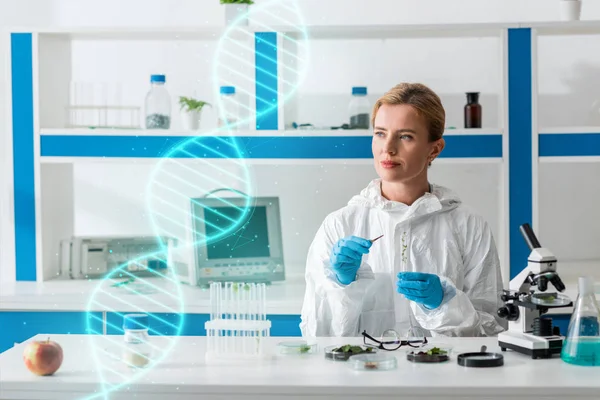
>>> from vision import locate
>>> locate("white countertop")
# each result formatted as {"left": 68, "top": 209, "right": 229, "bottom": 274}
{"left": 0, "top": 275, "right": 307, "bottom": 315}
{"left": 1, "top": 274, "right": 597, "bottom": 316}
{"left": 1, "top": 334, "right": 599, "bottom": 400}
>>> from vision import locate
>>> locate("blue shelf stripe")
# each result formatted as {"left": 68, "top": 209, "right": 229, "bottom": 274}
{"left": 540, "top": 133, "right": 600, "bottom": 157}
{"left": 11, "top": 33, "right": 36, "bottom": 282}
{"left": 255, "top": 32, "right": 278, "bottom": 130}
{"left": 508, "top": 28, "right": 533, "bottom": 280}
{"left": 41, "top": 134, "right": 502, "bottom": 159}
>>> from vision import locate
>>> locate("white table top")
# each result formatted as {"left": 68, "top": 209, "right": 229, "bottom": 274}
{"left": 1, "top": 334, "right": 599, "bottom": 400}
{"left": 0, "top": 275, "right": 306, "bottom": 315}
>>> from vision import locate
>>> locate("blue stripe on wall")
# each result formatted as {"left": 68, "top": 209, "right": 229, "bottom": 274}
{"left": 540, "top": 133, "right": 600, "bottom": 157}
{"left": 41, "top": 134, "right": 502, "bottom": 159}
{"left": 255, "top": 32, "right": 278, "bottom": 130}
{"left": 11, "top": 33, "right": 36, "bottom": 281}
{"left": 508, "top": 28, "right": 533, "bottom": 280}
{"left": 0, "top": 311, "right": 103, "bottom": 353}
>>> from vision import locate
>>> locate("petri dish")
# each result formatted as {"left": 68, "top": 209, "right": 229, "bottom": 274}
{"left": 348, "top": 353, "right": 397, "bottom": 371}
{"left": 277, "top": 341, "right": 317, "bottom": 355}
{"left": 457, "top": 349, "right": 504, "bottom": 367}
{"left": 324, "top": 345, "right": 378, "bottom": 361}
{"left": 530, "top": 292, "right": 572, "bottom": 307}
{"left": 406, "top": 344, "right": 453, "bottom": 363}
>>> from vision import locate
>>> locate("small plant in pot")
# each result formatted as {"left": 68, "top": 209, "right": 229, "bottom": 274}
{"left": 221, "top": 0, "right": 254, "bottom": 26}
{"left": 179, "top": 96, "right": 211, "bottom": 131}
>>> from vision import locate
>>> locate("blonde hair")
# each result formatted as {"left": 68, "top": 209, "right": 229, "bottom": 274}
{"left": 371, "top": 83, "right": 445, "bottom": 142}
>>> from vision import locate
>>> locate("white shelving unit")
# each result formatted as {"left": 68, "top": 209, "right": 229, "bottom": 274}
{"left": 6, "top": 20, "right": 600, "bottom": 288}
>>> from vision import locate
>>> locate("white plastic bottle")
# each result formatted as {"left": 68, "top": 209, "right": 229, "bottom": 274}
{"left": 218, "top": 86, "right": 239, "bottom": 130}
{"left": 122, "top": 313, "right": 152, "bottom": 368}
{"left": 348, "top": 86, "right": 370, "bottom": 129}
{"left": 145, "top": 74, "right": 171, "bottom": 129}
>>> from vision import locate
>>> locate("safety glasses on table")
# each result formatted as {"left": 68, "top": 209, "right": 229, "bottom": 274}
{"left": 362, "top": 329, "right": 428, "bottom": 351}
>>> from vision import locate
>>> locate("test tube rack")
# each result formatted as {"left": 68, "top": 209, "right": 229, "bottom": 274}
{"left": 205, "top": 282, "right": 272, "bottom": 363}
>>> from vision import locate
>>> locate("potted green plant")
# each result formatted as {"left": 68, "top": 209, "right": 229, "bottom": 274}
{"left": 221, "top": 0, "right": 254, "bottom": 26}
{"left": 178, "top": 96, "right": 211, "bottom": 131}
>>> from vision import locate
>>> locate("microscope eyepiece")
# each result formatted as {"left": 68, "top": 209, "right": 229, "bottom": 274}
{"left": 520, "top": 223, "right": 542, "bottom": 250}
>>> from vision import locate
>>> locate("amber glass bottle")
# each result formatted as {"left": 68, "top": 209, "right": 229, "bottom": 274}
{"left": 464, "top": 92, "right": 482, "bottom": 128}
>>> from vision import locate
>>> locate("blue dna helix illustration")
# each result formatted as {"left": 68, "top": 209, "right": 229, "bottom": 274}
{"left": 82, "top": 0, "right": 309, "bottom": 398}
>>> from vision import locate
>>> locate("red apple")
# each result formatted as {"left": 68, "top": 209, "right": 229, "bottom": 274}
{"left": 23, "top": 337, "right": 63, "bottom": 376}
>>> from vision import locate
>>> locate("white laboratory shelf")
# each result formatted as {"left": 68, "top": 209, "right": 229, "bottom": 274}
{"left": 39, "top": 128, "right": 373, "bottom": 137}
{"left": 39, "top": 127, "right": 501, "bottom": 137}
{"left": 13, "top": 23, "right": 518, "bottom": 40}
{"left": 527, "top": 20, "right": 600, "bottom": 36}
{"left": 11, "top": 21, "right": 600, "bottom": 42}
{"left": 539, "top": 126, "right": 600, "bottom": 134}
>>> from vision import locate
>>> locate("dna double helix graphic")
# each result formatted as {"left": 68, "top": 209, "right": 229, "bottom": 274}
{"left": 83, "top": 0, "right": 308, "bottom": 398}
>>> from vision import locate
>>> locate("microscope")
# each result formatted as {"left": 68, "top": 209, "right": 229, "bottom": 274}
{"left": 497, "top": 223, "right": 572, "bottom": 359}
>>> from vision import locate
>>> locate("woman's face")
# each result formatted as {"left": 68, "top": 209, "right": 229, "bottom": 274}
{"left": 372, "top": 103, "right": 444, "bottom": 184}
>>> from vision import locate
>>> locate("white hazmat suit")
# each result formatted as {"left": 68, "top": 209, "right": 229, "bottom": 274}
{"left": 300, "top": 179, "right": 507, "bottom": 337}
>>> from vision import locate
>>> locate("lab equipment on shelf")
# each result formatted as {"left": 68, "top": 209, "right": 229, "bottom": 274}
{"left": 186, "top": 195, "right": 286, "bottom": 287}
{"left": 204, "top": 282, "right": 271, "bottom": 363}
{"left": 66, "top": 81, "right": 140, "bottom": 129}
{"left": 59, "top": 235, "right": 181, "bottom": 280}
{"left": 497, "top": 223, "right": 572, "bottom": 359}
{"left": 145, "top": 74, "right": 171, "bottom": 129}
{"left": 464, "top": 92, "right": 482, "bottom": 128}
{"left": 217, "top": 86, "right": 239, "bottom": 129}
{"left": 561, "top": 276, "right": 600, "bottom": 366}
{"left": 122, "top": 313, "right": 152, "bottom": 368}
{"left": 349, "top": 86, "right": 370, "bottom": 129}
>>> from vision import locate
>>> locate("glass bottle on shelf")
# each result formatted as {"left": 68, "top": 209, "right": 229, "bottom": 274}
{"left": 217, "top": 86, "right": 239, "bottom": 130}
{"left": 464, "top": 92, "right": 482, "bottom": 128}
{"left": 349, "top": 86, "right": 370, "bottom": 129}
{"left": 145, "top": 74, "right": 171, "bottom": 129}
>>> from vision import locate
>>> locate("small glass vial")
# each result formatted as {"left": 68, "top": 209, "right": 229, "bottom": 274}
{"left": 218, "top": 86, "right": 238, "bottom": 130}
{"left": 349, "top": 86, "right": 370, "bottom": 129}
{"left": 145, "top": 74, "right": 171, "bottom": 129}
{"left": 122, "top": 313, "right": 152, "bottom": 368}
{"left": 464, "top": 92, "right": 482, "bottom": 128}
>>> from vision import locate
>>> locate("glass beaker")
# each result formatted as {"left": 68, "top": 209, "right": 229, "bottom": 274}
{"left": 561, "top": 276, "right": 600, "bottom": 366}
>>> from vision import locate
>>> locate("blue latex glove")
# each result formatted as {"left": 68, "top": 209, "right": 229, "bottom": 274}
{"left": 397, "top": 272, "right": 444, "bottom": 310}
{"left": 330, "top": 236, "right": 372, "bottom": 285}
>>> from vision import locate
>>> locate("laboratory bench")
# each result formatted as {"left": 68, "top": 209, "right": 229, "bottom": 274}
{"left": 1, "top": 334, "right": 599, "bottom": 400}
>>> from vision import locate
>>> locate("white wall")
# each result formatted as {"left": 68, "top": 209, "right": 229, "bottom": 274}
{"left": 3, "top": 0, "right": 600, "bottom": 284}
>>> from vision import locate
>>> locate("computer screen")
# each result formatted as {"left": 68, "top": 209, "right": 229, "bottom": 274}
{"left": 188, "top": 195, "right": 285, "bottom": 286}
{"left": 204, "top": 206, "right": 270, "bottom": 259}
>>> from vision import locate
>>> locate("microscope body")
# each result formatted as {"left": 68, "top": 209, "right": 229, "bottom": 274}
{"left": 497, "top": 224, "right": 571, "bottom": 359}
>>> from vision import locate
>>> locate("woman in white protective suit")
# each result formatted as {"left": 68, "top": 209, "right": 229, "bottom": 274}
{"left": 300, "top": 82, "right": 507, "bottom": 338}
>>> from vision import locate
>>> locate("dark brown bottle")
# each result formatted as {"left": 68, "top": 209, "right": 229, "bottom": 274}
{"left": 464, "top": 92, "right": 482, "bottom": 128}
